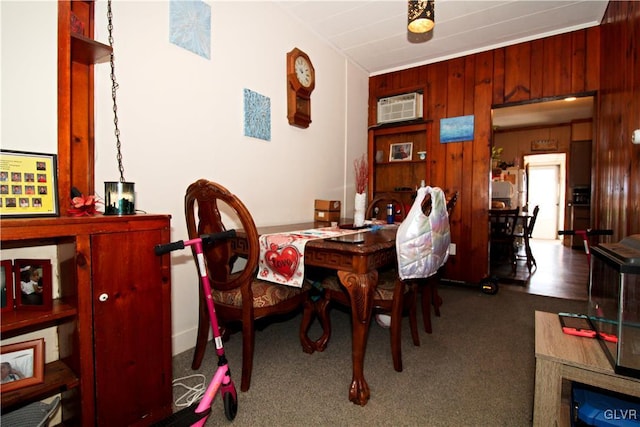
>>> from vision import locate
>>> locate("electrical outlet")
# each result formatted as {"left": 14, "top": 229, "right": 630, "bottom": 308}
{"left": 449, "top": 243, "right": 456, "bottom": 256}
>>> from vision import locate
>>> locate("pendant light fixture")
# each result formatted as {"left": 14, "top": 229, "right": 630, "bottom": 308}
{"left": 104, "top": 0, "right": 135, "bottom": 215}
{"left": 408, "top": 0, "right": 435, "bottom": 34}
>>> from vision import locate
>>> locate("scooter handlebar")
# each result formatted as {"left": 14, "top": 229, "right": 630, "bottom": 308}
{"left": 154, "top": 230, "right": 237, "bottom": 256}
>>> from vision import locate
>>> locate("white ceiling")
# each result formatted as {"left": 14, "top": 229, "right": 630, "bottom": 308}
{"left": 277, "top": 0, "right": 608, "bottom": 76}
{"left": 492, "top": 96, "right": 594, "bottom": 129}
{"left": 277, "top": 0, "right": 606, "bottom": 128}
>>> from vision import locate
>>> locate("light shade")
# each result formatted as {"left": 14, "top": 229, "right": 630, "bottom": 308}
{"left": 104, "top": 181, "right": 136, "bottom": 215}
{"left": 408, "top": 0, "right": 435, "bottom": 34}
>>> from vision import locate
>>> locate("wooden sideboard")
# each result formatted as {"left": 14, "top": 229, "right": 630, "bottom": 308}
{"left": 1, "top": 215, "right": 173, "bottom": 425}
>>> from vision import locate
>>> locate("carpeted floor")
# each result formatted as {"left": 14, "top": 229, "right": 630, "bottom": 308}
{"left": 171, "top": 284, "right": 585, "bottom": 426}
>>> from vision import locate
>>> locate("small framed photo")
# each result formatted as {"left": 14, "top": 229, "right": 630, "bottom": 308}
{"left": 1, "top": 260, "right": 14, "bottom": 313}
{"left": 1, "top": 338, "right": 45, "bottom": 392}
{"left": 389, "top": 142, "right": 413, "bottom": 162}
{"left": 0, "top": 150, "right": 58, "bottom": 218}
{"left": 14, "top": 259, "right": 53, "bottom": 311}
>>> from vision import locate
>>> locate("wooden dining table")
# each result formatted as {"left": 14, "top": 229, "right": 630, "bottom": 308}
{"left": 246, "top": 221, "right": 398, "bottom": 406}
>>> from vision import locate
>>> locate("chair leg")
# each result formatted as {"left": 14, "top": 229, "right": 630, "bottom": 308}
{"left": 389, "top": 279, "right": 405, "bottom": 372}
{"left": 240, "top": 320, "right": 255, "bottom": 392}
{"left": 408, "top": 284, "right": 420, "bottom": 347}
{"left": 431, "top": 277, "right": 442, "bottom": 317}
{"left": 191, "top": 290, "right": 210, "bottom": 370}
{"left": 420, "top": 284, "right": 433, "bottom": 334}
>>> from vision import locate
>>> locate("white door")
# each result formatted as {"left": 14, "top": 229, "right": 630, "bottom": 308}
{"left": 528, "top": 164, "right": 560, "bottom": 239}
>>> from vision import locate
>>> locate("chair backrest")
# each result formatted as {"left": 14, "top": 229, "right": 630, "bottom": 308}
{"left": 489, "top": 207, "right": 520, "bottom": 237}
{"left": 185, "top": 179, "right": 260, "bottom": 292}
{"left": 366, "top": 193, "right": 406, "bottom": 221}
{"left": 446, "top": 191, "right": 458, "bottom": 217}
{"left": 527, "top": 205, "right": 540, "bottom": 238}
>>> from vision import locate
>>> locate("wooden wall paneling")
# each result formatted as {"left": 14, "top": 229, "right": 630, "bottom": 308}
{"left": 442, "top": 56, "right": 464, "bottom": 210}
{"left": 597, "top": 0, "right": 640, "bottom": 239}
{"left": 542, "top": 34, "right": 568, "bottom": 97}
{"left": 427, "top": 62, "right": 448, "bottom": 186}
{"left": 529, "top": 39, "right": 545, "bottom": 99}
{"left": 368, "top": 26, "right": 616, "bottom": 284}
{"left": 504, "top": 43, "right": 532, "bottom": 103}
{"left": 571, "top": 31, "right": 587, "bottom": 93}
{"left": 585, "top": 27, "right": 601, "bottom": 92}
{"left": 470, "top": 51, "right": 494, "bottom": 283}
{"left": 492, "top": 47, "right": 505, "bottom": 105}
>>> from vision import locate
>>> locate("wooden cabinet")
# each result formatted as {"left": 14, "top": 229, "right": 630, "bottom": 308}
{"left": 0, "top": 215, "right": 173, "bottom": 425}
{"left": 1, "top": 4, "right": 172, "bottom": 423}
{"left": 367, "top": 121, "right": 431, "bottom": 208}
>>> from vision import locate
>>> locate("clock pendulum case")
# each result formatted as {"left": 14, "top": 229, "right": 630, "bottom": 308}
{"left": 286, "top": 47, "right": 315, "bottom": 128}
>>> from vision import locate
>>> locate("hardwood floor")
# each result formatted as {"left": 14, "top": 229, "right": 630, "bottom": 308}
{"left": 490, "top": 238, "right": 590, "bottom": 301}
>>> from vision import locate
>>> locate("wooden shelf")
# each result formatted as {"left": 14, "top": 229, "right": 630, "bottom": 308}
{"left": 1, "top": 360, "right": 79, "bottom": 411}
{"left": 71, "top": 33, "right": 112, "bottom": 65}
{"left": 1, "top": 299, "right": 77, "bottom": 338}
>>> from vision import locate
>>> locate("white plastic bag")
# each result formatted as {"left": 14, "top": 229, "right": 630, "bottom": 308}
{"left": 396, "top": 186, "right": 451, "bottom": 280}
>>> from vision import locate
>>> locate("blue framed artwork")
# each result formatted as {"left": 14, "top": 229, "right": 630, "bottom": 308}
{"left": 169, "top": 0, "right": 211, "bottom": 59}
{"left": 440, "top": 115, "right": 474, "bottom": 143}
{"left": 243, "top": 89, "right": 271, "bottom": 141}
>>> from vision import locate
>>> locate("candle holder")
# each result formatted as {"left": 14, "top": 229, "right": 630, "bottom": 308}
{"left": 104, "top": 181, "right": 135, "bottom": 215}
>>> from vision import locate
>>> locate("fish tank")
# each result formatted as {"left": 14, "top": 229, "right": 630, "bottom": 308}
{"left": 588, "top": 234, "right": 640, "bottom": 379}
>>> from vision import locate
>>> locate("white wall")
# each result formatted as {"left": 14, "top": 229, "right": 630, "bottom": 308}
{"left": 2, "top": 1, "right": 369, "bottom": 356}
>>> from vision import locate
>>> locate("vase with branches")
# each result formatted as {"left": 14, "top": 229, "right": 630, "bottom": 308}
{"left": 353, "top": 154, "right": 368, "bottom": 227}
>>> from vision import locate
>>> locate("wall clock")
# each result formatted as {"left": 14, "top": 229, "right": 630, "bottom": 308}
{"left": 286, "top": 47, "right": 315, "bottom": 128}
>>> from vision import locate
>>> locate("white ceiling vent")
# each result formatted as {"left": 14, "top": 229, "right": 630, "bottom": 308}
{"left": 377, "top": 92, "right": 423, "bottom": 124}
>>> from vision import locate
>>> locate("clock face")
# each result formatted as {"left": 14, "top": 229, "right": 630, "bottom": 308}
{"left": 294, "top": 56, "right": 313, "bottom": 87}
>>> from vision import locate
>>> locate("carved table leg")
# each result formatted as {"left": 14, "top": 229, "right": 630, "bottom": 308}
{"left": 337, "top": 269, "right": 378, "bottom": 406}
{"left": 300, "top": 298, "right": 317, "bottom": 354}
{"left": 299, "top": 286, "right": 332, "bottom": 354}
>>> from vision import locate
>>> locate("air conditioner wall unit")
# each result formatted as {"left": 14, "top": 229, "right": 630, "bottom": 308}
{"left": 377, "top": 92, "right": 423, "bottom": 124}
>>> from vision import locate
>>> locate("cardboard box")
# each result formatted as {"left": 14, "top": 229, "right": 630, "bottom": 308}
{"left": 314, "top": 199, "right": 341, "bottom": 212}
{"left": 314, "top": 210, "right": 340, "bottom": 222}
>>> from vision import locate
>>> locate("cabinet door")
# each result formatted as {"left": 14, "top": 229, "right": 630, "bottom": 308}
{"left": 91, "top": 229, "right": 172, "bottom": 425}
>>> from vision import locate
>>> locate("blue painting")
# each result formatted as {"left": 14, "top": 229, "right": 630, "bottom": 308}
{"left": 169, "top": 0, "right": 211, "bottom": 59}
{"left": 243, "top": 89, "right": 271, "bottom": 141}
{"left": 440, "top": 115, "right": 474, "bottom": 143}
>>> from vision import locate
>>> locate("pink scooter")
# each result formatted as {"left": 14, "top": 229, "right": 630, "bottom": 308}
{"left": 154, "top": 231, "right": 239, "bottom": 425}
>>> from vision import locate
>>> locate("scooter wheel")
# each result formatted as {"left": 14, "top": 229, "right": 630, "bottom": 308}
{"left": 223, "top": 391, "right": 238, "bottom": 421}
{"left": 480, "top": 277, "right": 499, "bottom": 295}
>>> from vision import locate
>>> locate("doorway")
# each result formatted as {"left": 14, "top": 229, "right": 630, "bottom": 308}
{"left": 524, "top": 153, "right": 566, "bottom": 240}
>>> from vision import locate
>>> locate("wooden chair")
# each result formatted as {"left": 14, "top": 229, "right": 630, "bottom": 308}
{"left": 420, "top": 191, "right": 458, "bottom": 334}
{"left": 317, "top": 266, "right": 420, "bottom": 373}
{"left": 366, "top": 193, "right": 407, "bottom": 221}
{"left": 489, "top": 207, "right": 520, "bottom": 273}
{"left": 515, "top": 205, "right": 539, "bottom": 271}
{"left": 185, "top": 179, "right": 310, "bottom": 392}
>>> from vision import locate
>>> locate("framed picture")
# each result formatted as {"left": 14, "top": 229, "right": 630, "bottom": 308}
{"left": 14, "top": 259, "right": 53, "bottom": 311}
{"left": 1, "top": 260, "right": 14, "bottom": 313}
{"left": 531, "top": 138, "right": 558, "bottom": 151}
{"left": 1, "top": 338, "right": 45, "bottom": 392}
{"left": 440, "top": 115, "right": 475, "bottom": 143}
{"left": 389, "top": 142, "right": 413, "bottom": 162}
{"left": 0, "top": 150, "right": 59, "bottom": 218}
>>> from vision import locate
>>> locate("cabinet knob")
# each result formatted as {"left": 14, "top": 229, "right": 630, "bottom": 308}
{"left": 98, "top": 293, "right": 109, "bottom": 302}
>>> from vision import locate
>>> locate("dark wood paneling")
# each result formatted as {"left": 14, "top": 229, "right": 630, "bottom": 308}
{"left": 596, "top": 1, "right": 640, "bottom": 238}
{"left": 504, "top": 43, "right": 531, "bottom": 103}
{"left": 369, "top": 26, "right": 605, "bottom": 284}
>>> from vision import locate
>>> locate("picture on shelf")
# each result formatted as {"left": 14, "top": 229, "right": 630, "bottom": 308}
{"left": 1, "top": 338, "right": 45, "bottom": 393}
{"left": 14, "top": 259, "right": 53, "bottom": 311}
{"left": 1, "top": 260, "right": 14, "bottom": 312}
{"left": 389, "top": 142, "right": 413, "bottom": 162}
